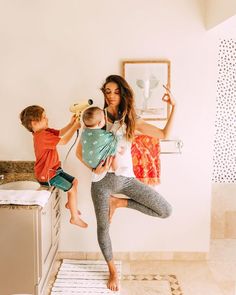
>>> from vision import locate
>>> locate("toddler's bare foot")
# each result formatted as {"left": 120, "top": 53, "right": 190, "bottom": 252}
{"left": 65, "top": 202, "right": 81, "bottom": 215}
{"left": 109, "top": 195, "right": 128, "bottom": 223}
{"left": 107, "top": 273, "right": 119, "bottom": 291}
{"left": 70, "top": 217, "right": 88, "bottom": 228}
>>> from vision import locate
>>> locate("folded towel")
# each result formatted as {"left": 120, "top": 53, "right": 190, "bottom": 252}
{"left": 0, "top": 189, "right": 51, "bottom": 207}
{"left": 131, "top": 135, "right": 160, "bottom": 185}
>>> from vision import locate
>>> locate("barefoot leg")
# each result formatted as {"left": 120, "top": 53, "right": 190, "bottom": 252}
{"left": 65, "top": 202, "right": 81, "bottom": 215}
{"left": 67, "top": 180, "right": 88, "bottom": 228}
{"left": 107, "top": 259, "right": 119, "bottom": 291}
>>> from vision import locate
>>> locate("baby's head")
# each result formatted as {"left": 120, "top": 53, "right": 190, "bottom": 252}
{"left": 20, "top": 105, "right": 47, "bottom": 132}
{"left": 82, "top": 107, "right": 105, "bottom": 129}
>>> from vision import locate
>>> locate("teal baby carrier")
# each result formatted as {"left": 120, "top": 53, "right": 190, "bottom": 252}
{"left": 81, "top": 128, "right": 118, "bottom": 168}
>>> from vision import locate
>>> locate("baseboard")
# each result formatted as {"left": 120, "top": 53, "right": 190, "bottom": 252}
{"left": 57, "top": 251, "right": 208, "bottom": 261}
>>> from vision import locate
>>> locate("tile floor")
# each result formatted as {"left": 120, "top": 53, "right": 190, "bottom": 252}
{"left": 46, "top": 239, "right": 236, "bottom": 295}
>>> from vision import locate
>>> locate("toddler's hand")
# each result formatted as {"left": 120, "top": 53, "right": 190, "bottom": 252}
{"left": 70, "top": 115, "right": 81, "bottom": 129}
{"left": 73, "top": 120, "right": 81, "bottom": 129}
{"left": 70, "top": 114, "right": 78, "bottom": 125}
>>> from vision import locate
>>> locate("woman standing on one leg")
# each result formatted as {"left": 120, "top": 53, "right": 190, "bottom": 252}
{"left": 76, "top": 75, "right": 176, "bottom": 291}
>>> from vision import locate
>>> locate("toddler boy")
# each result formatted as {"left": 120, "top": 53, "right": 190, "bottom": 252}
{"left": 20, "top": 105, "right": 87, "bottom": 228}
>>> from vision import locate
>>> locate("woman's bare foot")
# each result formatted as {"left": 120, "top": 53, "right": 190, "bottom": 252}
{"left": 107, "top": 272, "right": 119, "bottom": 291}
{"left": 70, "top": 217, "right": 88, "bottom": 228}
{"left": 109, "top": 195, "right": 128, "bottom": 223}
{"left": 65, "top": 202, "right": 81, "bottom": 215}
{"left": 109, "top": 196, "right": 117, "bottom": 223}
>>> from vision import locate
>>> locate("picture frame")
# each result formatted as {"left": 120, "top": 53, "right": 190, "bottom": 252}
{"left": 122, "top": 60, "right": 171, "bottom": 120}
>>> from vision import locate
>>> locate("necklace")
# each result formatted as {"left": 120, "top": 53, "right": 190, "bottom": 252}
{"left": 106, "top": 108, "right": 122, "bottom": 122}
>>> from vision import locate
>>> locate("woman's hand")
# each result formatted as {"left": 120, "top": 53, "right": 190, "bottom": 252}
{"left": 93, "top": 156, "right": 113, "bottom": 174}
{"left": 162, "top": 85, "right": 176, "bottom": 106}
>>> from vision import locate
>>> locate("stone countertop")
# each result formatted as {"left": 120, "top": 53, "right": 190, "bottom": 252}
{"left": 0, "top": 173, "right": 53, "bottom": 210}
{"left": 0, "top": 161, "right": 53, "bottom": 209}
{"left": 0, "top": 160, "right": 34, "bottom": 173}
{"left": 1, "top": 172, "right": 36, "bottom": 184}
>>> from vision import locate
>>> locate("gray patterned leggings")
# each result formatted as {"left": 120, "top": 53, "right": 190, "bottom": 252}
{"left": 91, "top": 173, "right": 172, "bottom": 262}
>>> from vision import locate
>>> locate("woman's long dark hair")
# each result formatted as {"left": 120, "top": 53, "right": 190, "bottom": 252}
{"left": 101, "top": 75, "right": 136, "bottom": 141}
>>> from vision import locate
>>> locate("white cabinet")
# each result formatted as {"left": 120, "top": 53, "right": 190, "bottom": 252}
{"left": 0, "top": 188, "right": 61, "bottom": 295}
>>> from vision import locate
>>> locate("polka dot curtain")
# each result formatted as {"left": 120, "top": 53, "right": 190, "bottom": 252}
{"left": 212, "top": 39, "right": 236, "bottom": 183}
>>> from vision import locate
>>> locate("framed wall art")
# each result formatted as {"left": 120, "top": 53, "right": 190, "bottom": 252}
{"left": 122, "top": 60, "right": 171, "bottom": 120}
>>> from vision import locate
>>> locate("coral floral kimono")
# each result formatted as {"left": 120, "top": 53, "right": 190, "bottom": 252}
{"left": 131, "top": 135, "right": 160, "bottom": 185}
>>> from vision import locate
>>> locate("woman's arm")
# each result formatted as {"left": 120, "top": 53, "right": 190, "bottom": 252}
{"left": 76, "top": 141, "right": 113, "bottom": 173}
{"left": 136, "top": 88, "right": 176, "bottom": 139}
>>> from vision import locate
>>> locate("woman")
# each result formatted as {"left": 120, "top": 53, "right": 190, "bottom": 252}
{"left": 76, "top": 75, "right": 176, "bottom": 291}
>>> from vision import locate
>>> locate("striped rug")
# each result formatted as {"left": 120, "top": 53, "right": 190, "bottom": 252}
{"left": 50, "top": 259, "right": 121, "bottom": 294}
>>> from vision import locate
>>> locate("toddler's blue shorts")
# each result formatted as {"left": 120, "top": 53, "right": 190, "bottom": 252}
{"left": 39, "top": 167, "right": 75, "bottom": 192}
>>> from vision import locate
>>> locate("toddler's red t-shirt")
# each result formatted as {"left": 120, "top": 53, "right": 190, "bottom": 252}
{"left": 33, "top": 128, "right": 61, "bottom": 182}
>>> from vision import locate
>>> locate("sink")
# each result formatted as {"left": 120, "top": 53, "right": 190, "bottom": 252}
{"left": 0, "top": 181, "right": 41, "bottom": 190}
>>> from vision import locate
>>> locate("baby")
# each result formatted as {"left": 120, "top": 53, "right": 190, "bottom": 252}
{"left": 20, "top": 105, "right": 88, "bottom": 228}
{"left": 81, "top": 106, "right": 122, "bottom": 171}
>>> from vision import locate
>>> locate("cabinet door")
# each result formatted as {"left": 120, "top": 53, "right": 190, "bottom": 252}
{"left": 0, "top": 208, "right": 38, "bottom": 295}
{"left": 41, "top": 196, "right": 53, "bottom": 264}
{"left": 38, "top": 190, "right": 60, "bottom": 295}
{"left": 52, "top": 190, "right": 61, "bottom": 245}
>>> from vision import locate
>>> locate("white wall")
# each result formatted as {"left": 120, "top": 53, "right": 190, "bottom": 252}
{"left": 0, "top": 0, "right": 217, "bottom": 253}
{"left": 205, "top": 0, "right": 236, "bottom": 29}
{"left": 207, "top": 11, "right": 236, "bottom": 239}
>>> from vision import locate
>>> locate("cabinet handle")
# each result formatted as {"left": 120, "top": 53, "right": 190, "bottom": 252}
{"left": 55, "top": 191, "right": 60, "bottom": 200}
{"left": 56, "top": 209, "right": 60, "bottom": 218}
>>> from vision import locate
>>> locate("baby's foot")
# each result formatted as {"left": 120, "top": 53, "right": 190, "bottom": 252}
{"left": 70, "top": 217, "right": 88, "bottom": 228}
{"left": 107, "top": 273, "right": 119, "bottom": 291}
{"left": 65, "top": 202, "right": 81, "bottom": 215}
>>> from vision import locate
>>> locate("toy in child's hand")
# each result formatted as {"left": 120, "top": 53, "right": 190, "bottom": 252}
{"left": 69, "top": 99, "right": 93, "bottom": 119}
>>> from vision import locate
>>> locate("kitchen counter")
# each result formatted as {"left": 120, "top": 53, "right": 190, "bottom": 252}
{"left": 2, "top": 172, "right": 36, "bottom": 183}
{"left": 0, "top": 161, "right": 52, "bottom": 209}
